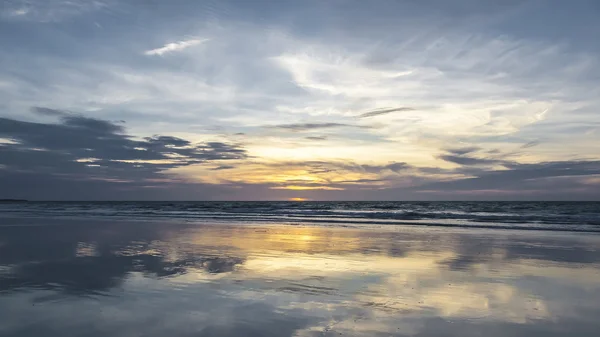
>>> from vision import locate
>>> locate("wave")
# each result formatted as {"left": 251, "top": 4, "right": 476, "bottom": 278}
{"left": 1, "top": 201, "right": 599, "bottom": 233}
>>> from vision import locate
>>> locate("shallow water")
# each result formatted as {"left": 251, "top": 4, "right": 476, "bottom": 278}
{"left": 1, "top": 219, "right": 600, "bottom": 336}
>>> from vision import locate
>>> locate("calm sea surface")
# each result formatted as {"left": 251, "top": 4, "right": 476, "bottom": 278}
{"left": 1, "top": 202, "right": 600, "bottom": 336}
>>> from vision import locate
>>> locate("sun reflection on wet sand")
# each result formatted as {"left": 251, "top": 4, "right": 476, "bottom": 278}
{"left": 1, "top": 220, "right": 600, "bottom": 336}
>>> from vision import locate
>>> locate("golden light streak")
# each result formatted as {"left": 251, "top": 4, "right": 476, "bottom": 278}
{"left": 272, "top": 185, "right": 344, "bottom": 191}
{"left": 288, "top": 197, "right": 308, "bottom": 201}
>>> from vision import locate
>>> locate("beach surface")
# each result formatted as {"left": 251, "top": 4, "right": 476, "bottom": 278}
{"left": 1, "top": 216, "right": 600, "bottom": 337}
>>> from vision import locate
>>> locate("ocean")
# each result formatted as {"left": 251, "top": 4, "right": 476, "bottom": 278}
{"left": 1, "top": 201, "right": 600, "bottom": 336}
{"left": 2, "top": 201, "right": 600, "bottom": 232}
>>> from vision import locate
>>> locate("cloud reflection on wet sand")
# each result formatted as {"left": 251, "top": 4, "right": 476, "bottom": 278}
{"left": 1, "top": 220, "right": 599, "bottom": 336}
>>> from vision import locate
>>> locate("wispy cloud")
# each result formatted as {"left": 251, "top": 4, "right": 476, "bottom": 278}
{"left": 211, "top": 165, "right": 235, "bottom": 171}
{"left": 31, "top": 106, "right": 68, "bottom": 117}
{"left": 144, "top": 39, "right": 209, "bottom": 56}
{"left": 438, "top": 154, "right": 506, "bottom": 166}
{"left": 10, "top": 8, "right": 29, "bottom": 16}
{"left": 1, "top": 0, "right": 115, "bottom": 22}
{"left": 444, "top": 147, "right": 481, "bottom": 156}
{"left": 520, "top": 140, "right": 540, "bottom": 149}
{"left": 268, "top": 123, "right": 368, "bottom": 132}
{"left": 358, "top": 107, "right": 415, "bottom": 118}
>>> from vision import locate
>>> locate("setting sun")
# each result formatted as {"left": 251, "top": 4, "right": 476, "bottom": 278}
{"left": 288, "top": 197, "right": 308, "bottom": 202}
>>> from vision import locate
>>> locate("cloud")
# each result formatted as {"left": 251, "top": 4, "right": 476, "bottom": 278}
{"left": 61, "top": 114, "right": 125, "bottom": 134}
{"left": 270, "top": 160, "right": 411, "bottom": 175}
{"left": 144, "top": 39, "right": 208, "bottom": 56}
{"left": 415, "top": 160, "right": 600, "bottom": 198}
{"left": 211, "top": 165, "right": 236, "bottom": 171}
{"left": 0, "top": 108, "right": 247, "bottom": 198}
{"left": 358, "top": 107, "right": 415, "bottom": 118}
{"left": 1, "top": 109, "right": 246, "bottom": 165}
{"left": 9, "top": 8, "right": 29, "bottom": 16}
{"left": 521, "top": 140, "right": 540, "bottom": 149}
{"left": 171, "top": 159, "right": 417, "bottom": 193}
{"left": 305, "top": 136, "right": 327, "bottom": 141}
{"left": 2, "top": 109, "right": 599, "bottom": 200}
{"left": 143, "top": 135, "right": 191, "bottom": 148}
{"left": 1, "top": 0, "right": 115, "bottom": 22}
{"left": 437, "top": 146, "right": 509, "bottom": 166}
{"left": 444, "top": 146, "right": 481, "bottom": 155}
{"left": 31, "top": 106, "right": 68, "bottom": 117}
{"left": 439, "top": 154, "right": 506, "bottom": 166}
{"left": 269, "top": 123, "right": 367, "bottom": 132}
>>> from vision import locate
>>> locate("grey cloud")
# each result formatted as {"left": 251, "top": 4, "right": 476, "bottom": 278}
{"left": 1, "top": 113, "right": 246, "bottom": 164}
{"left": 358, "top": 107, "right": 415, "bottom": 118}
{"left": 381, "top": 162, "right": 410, "bottom": 172}
{"left": 195, "top": 142, "right": 247, "bottom": 160}
{"left": 445, "top": 146, "right": 481, "bottom": 155}
{"left": 144, "top": 135, "right": 191, "bottom": 148}
{"left": 211, "top": 165, "right": 236, "bottom": 170}
{"left": 306, "top": 168, "right": 334, "bottom": 174}
{"left": 31, "top": 106, "right": 68, "bottom": 116}
{"left": 336, "top": 178, "right": 385, "bottom": 184}
{"left": 316, "top": 159, "right": 600, "bottom": 200}
{"left": 271, "top": 160, "right": 411, "bottom": 175}
{"left": 438, "top": 146, "right": 508, "bottom": 166}
{"left": 417, "top": 160, "right": 600, "bottom": 195}
{"left": 0, "top": 109, "right": 247, "bottom": 198}
{"left": 333, "top": 161, "right": 410, "bottom": 174}
{"left": 269, "top": 123, "right": 367, "bottom": 132}
{"left": 305, "top": 136, "right": 327, "bottom": 141}
{"left": 61, "top": 114, "right": 125, "bottom": 134}
{"left": 501, "top": 160, "right": 600, "bottom": 175}
{"left": 521, "top": 140, "right": 540, "bottom": 149}
{"left": 438, "top": 154, "right": 506, "bottom": 166}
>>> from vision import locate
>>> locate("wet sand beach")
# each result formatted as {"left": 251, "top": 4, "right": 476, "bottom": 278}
{"left": 1, "top": 218, "right": 600, "bottom": 337}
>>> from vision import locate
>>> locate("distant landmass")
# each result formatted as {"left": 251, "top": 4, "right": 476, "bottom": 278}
{"left": 0, "top": 199, "right": 28, "bottom": 202}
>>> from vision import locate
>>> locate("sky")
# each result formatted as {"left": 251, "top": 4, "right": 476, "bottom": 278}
{"left": 1, "top": 0, "right": 600, "bottom": 201}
